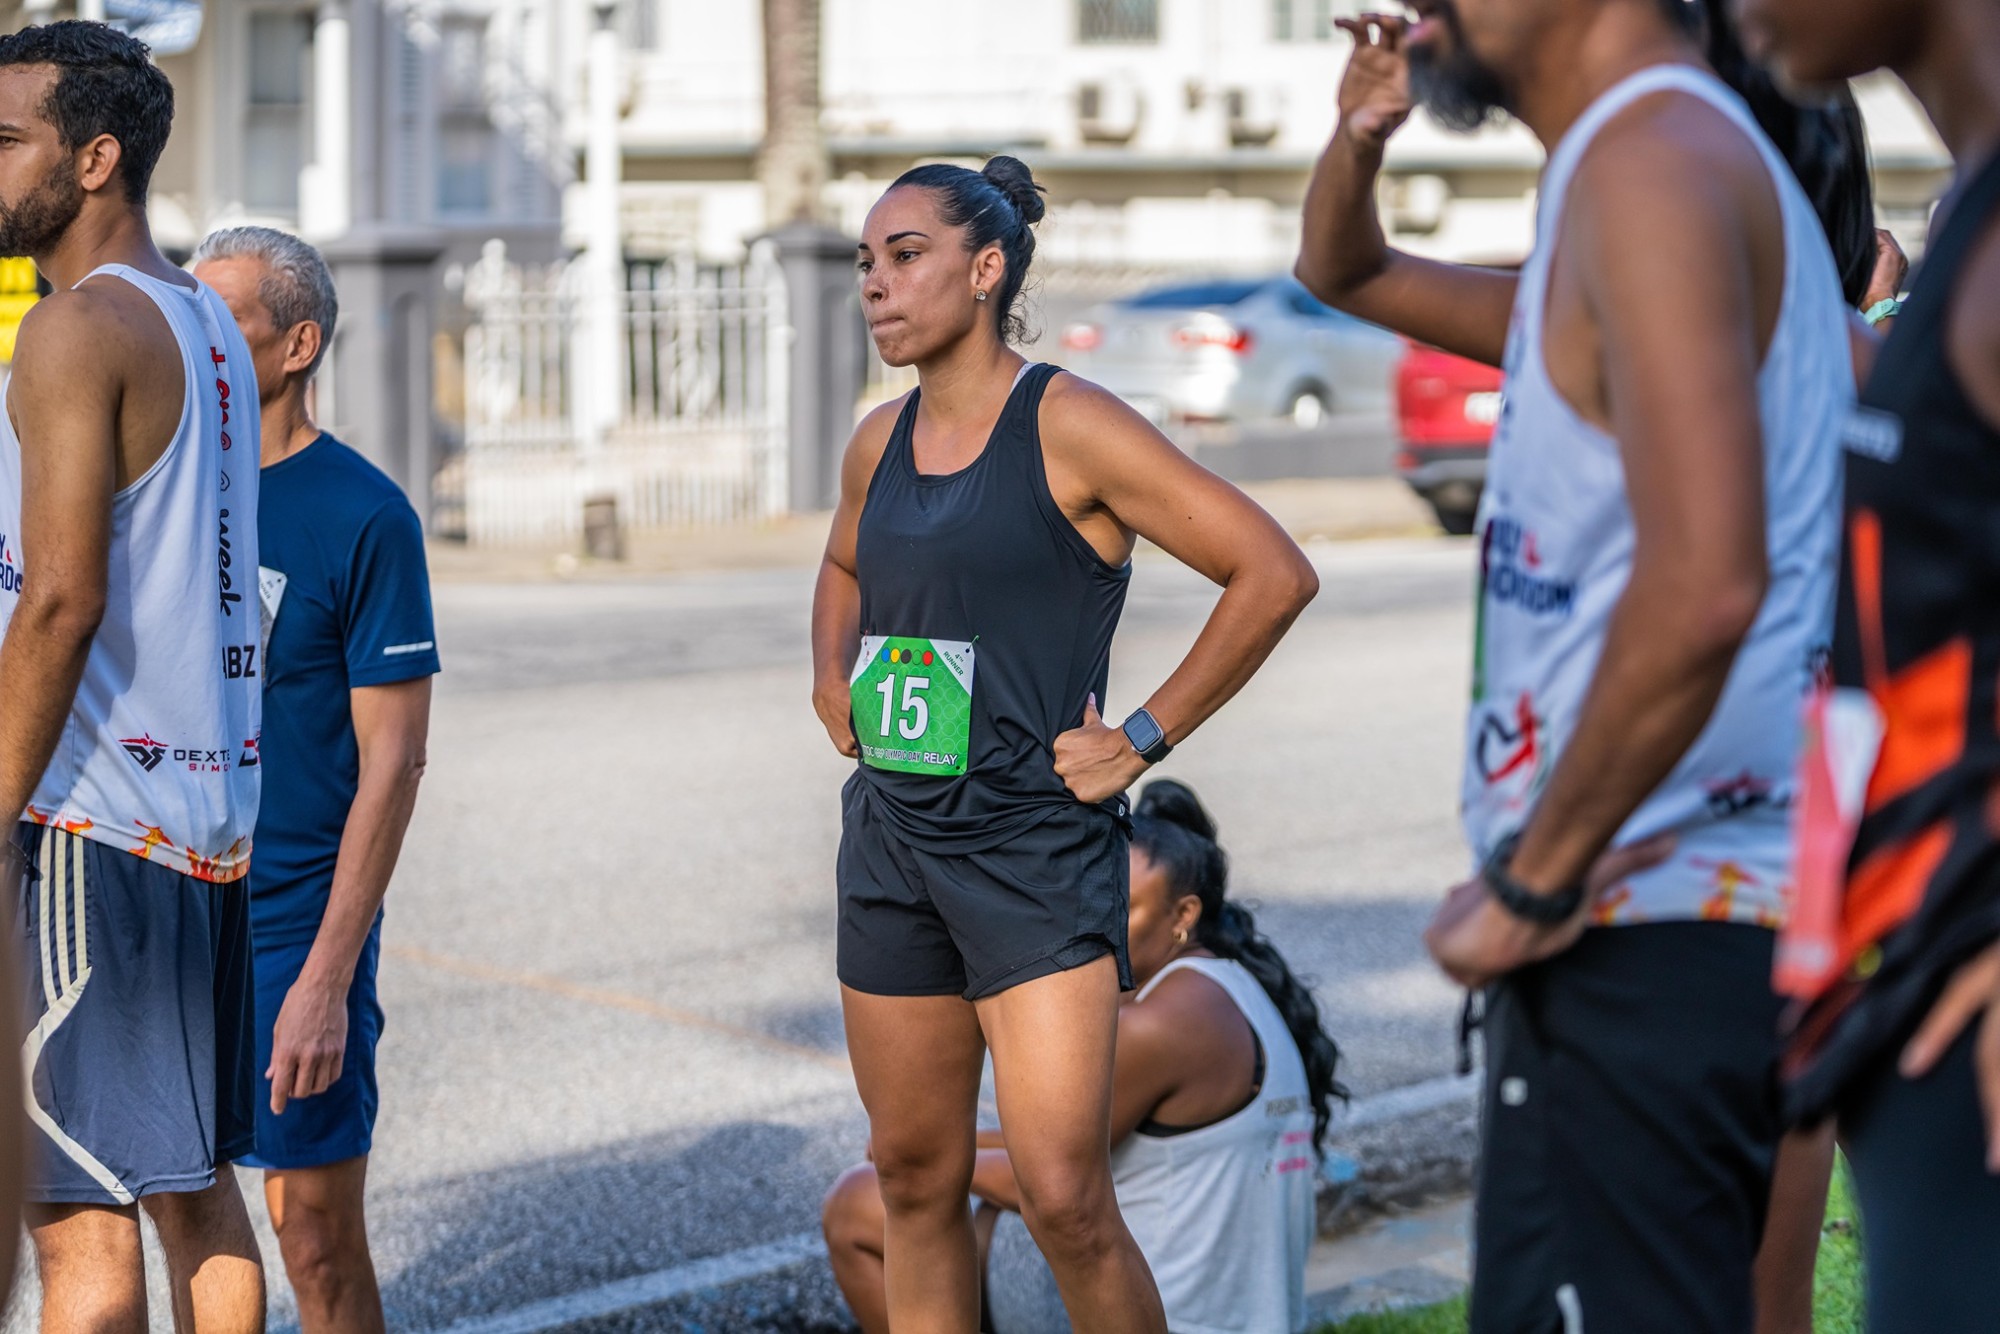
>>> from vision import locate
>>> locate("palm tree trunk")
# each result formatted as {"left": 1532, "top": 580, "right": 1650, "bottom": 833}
{"left": 759, "top": 0, "right": 829, "bottom": 227}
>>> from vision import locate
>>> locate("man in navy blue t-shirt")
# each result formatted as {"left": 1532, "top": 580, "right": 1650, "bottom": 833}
{"left": 196, "top": 228, "right": 437, "bottom": 1334}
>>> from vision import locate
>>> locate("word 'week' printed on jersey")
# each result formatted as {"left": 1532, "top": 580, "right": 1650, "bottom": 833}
{"left": 213, "top": 346, "right": 242, "bottom": 621}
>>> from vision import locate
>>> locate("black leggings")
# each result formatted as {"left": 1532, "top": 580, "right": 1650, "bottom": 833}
{"left": 1842, "top": 1027, "right": 2000, "bottom": 1334}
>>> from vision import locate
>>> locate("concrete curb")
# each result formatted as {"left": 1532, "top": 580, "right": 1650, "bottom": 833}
{"left": 381, "top": 1074, "right": 1482, "bottom": 1334}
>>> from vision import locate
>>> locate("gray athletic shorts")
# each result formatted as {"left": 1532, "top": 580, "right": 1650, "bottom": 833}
{"left": 15, "top": 824, "right": 255, "bottom": 1204}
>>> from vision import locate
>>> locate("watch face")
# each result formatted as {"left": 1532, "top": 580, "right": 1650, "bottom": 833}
{"left": 1125, "top": 711, "right": 1163, "bottom": 754}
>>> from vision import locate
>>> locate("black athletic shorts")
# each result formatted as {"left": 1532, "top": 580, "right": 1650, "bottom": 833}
{"left": 836, "top": 777, "right": 1131, "bottom": 1001}
{"left": 1840, "top": 1027, "right": 2000, "bottom": 1334}
{"left": 1471, "top": 923, "right": 1785, "bottom": 1334}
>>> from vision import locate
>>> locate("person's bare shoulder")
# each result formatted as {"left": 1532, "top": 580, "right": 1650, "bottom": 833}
{"left": 1569, "top": 89, "right": 1769, "bottom": 243}
{"left": 20, "top": 278, "right": 184, "bottom": 387}
{"left": 847, "top": 392, "right": 908, "bottom": 470}
{"left": 1038, "top": 370, "right": 1153, "bottom": 455}
{"left": 1129, "top": 964, "right": 1249, "bottom": 1058}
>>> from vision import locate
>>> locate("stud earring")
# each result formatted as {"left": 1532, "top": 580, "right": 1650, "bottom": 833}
{"left": 975, "top": 290, "right": 988, "bottom": 302}
{"left": 1174, "top": 929, "right": 1188, "bottom": 946}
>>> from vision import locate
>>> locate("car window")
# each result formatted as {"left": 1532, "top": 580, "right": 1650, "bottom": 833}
{"left": 1122, "top": 281, "right": 1263, "bottom": 309}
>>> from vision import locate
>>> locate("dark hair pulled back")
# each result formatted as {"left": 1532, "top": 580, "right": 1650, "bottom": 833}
{"left": 1664, "top": 0, "right": 1878, "bottom": 306}
{"left": 1131, "top": 780, "right": 1350, "bottom": 1153}
{"left": 889, "top": 155, "right": 1046, "bottom": 344}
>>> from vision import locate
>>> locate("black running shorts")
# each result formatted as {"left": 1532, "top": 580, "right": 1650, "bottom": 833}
{"left": 1471, "top": 923, "right": 1785, "bottom": 1334}
{"left": 1840, "top": 1027, "right": 2000, "bottom": 1334}
{"left": 836, "top": 778, "right": 1131, "bottom": 1002}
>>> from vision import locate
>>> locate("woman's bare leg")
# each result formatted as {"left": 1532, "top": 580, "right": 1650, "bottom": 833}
{"left": 978, "top": 957, "right": 1165, "bottom": 1334}
{"left": 840, "top": 986, "right": 986, "bottom": 1334}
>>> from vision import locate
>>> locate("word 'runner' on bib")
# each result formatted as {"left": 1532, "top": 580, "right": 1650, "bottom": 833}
{"left": 850, "top": 636, "right": 975, "bottom": 776}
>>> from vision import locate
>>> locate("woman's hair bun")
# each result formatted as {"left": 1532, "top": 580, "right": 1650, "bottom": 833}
{"left": 1134, "top": 779, "right": 1216, "bottom": 843}
{"left": 981, "top": 155, "right": 1047, "bottom": 226}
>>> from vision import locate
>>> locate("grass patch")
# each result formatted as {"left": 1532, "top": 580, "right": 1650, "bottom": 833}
{"left": 1319, "top": 1161, "right": 1866, "bottom": 1333}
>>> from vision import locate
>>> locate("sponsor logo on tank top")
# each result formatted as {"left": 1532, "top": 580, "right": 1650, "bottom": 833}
{"left": 1704, "top": 770, "right": 1782, "bottom": 817}
{"left": 1482, "top": 516, "right": 1576, "bottom": 618}
{"left": 0, "top": 535, "right": 20, "bottom": 596}
{"left": 119, "top": 733, "right": 167, "bottom": 772}
{"left": 211, "top": 346, "right": 234, "bottom": 451}
{"left": 1841, "top": 406, "right": 1903, "bottom": 462}
{"left": 118, "top": 732, "right": 241, "bottom": 774}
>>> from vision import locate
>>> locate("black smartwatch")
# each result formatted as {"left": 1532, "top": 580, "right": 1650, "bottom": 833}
{"left": 1121, "top": 708, "right": 1173, "bottom": 765}
{"left": 1482, "top": 834, "right": 1585, "bottom": 925}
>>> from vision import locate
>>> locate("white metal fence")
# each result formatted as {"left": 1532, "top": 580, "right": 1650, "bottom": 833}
{"left": 459, "top": 240, "right": 790, "bottom": 546}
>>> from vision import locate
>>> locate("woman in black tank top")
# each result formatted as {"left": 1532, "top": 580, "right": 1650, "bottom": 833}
{"left": 1736, "top": 4, "right": 2000, "bottom": 1329}
{"left": 810, "top": 157, "right": 1316, "bottom": 1333}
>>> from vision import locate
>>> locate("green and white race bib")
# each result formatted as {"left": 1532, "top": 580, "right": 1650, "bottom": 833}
{"left": 850, "top": 636, "right": 975, "bottom": 776}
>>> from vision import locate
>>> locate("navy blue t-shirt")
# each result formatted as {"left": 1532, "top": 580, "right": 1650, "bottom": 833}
{"left": 251, "top": 434, "right": 439, "bottom": 945}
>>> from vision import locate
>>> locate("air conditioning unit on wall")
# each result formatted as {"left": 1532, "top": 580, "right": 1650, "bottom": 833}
{"left": 1224, "top": 85, "right": 1281, "bottom": 147}
{"left": 1077, "top": 77, "right": 1143, "bottom": 145}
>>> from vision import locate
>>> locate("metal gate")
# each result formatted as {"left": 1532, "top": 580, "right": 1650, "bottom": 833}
{"left": 460, "top": 240, "right": 790, "bottom": 546}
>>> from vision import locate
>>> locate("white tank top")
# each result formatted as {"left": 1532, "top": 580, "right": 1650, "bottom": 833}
{"left": 1110, "top": 957, "right": 1318, "bottom": 1334}
{"left": 0, "top": 265, "right": 261, "bottom": 881}
{"left": 1462, "top": 66, "right": 1849, "bottom": 927}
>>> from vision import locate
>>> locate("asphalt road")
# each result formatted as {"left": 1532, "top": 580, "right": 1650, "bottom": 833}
{"left": 2, "top": 535, "right": 1481, "bottom": 1332}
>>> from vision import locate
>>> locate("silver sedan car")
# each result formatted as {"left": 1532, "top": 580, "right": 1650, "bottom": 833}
{"left": 1057, "top": 277, "right": 1402, "bottom": 429}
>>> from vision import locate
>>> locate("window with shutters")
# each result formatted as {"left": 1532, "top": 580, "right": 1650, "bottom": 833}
{"left": 244, "top": 10, "right": 310, "bottom": 213}
{"left": 1078, "top": 0, "right": 1157, "bottom": 44}
{"left": 436, "top": 16, "right": 495, "bottom": 217}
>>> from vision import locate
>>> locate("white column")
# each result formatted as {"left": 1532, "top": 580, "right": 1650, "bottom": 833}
{"left": 580, "top": 0, "right": 624, "bottom": 453}
{"left": 74, "top": 0, "right": 105, "bottom": 22}
{"left": 301, "top": 0, "right": 352, "bottom": 238}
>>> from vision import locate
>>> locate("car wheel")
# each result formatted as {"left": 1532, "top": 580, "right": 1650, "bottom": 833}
{"left": 1431, "top": 499, "right": 1478, "bottom": 536}
{"left": 1287, "top": 388, "right": 1328, "bottom": 430}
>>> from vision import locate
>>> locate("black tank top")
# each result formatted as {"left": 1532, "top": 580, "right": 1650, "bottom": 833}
{"left": 1788, "top": 150, "right": 2000, "bottom": 1117}
{"left": 850, "top": 363, "right": 1131, "bottom": 854}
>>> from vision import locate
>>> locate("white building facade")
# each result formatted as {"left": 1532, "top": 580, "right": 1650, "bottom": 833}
{"left": 594, "top": 0, "right": 1948, "bottom": 272}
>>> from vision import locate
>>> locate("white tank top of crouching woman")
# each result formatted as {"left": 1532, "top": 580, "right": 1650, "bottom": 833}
{"left": 0, "top": 265, "right": 262, "bottom": 881}
{"left": 1461, "top": 65, "right": 1850, "bottom": 928}
{"left": 1110, "top": 956, "right": 1318, "bottom": 1334}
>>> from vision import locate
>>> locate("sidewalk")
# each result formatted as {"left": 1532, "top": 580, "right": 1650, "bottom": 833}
{"left": 1307, "top": 1197, "right": 1470, "bottom": 1326}
{"left": 426, "top": 477, "right": 1439, "bottom": 584}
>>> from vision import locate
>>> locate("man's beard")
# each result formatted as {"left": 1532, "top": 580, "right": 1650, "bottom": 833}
{"left": 1407, "top": 2, "right": 1512, "bottom": 132}
{"left": 0, "top": 160, "right": 83, "bottom": 258}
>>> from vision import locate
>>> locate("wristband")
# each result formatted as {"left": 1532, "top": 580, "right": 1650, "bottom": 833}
{"left": 1863, "top": 298, "right": 1903, "bottom": 327}
{"left": 1481, "top": 834, "right": 1585, "bottom": 925}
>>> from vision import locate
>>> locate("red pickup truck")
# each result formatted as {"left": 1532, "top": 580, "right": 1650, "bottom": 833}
{"left": 1394, "top": 342, "right": 1502, "bottom": 535}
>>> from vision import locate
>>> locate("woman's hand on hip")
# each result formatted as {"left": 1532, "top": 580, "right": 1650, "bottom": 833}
{"left": 1053, "top": 694, "right": 1147, "bottom": 806}
{"left": 814, "top": 677, "right": 860, "bottom": 758}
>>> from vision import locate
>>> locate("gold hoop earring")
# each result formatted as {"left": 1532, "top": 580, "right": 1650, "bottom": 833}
{"left": 1174, "top": 929, "right": 1189, "bottom": 946}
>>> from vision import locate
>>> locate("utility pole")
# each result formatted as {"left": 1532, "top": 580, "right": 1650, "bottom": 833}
{"left": 758, "top": 0, "right": 828, "bottom": 226}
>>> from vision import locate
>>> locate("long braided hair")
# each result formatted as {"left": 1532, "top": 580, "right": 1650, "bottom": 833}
{"left": 1130, "top": 781, "right": 1350, "bottom": 1153}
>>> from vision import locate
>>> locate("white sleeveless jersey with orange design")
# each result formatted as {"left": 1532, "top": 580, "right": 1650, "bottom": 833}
{"left": 1461, "top": 67, "right": 1851, "bottom": 928}
{"left": 0, "top": 265, "right": 261, "bottom": 882}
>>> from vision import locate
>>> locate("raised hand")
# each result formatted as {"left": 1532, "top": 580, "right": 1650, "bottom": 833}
{"left": 1333, "top": 13, "right": 1415, "bottom": 153}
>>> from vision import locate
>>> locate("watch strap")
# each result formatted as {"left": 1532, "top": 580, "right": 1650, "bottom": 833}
{"left": 1482, "top": 835, "right": 1585, "bottom": 925}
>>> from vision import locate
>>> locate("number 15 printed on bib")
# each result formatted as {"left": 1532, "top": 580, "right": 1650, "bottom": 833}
{"left": 850, "top": 636, "right": 975, "bottom": 776}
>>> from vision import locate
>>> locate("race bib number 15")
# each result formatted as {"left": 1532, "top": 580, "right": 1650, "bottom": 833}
{"left": 850, "top": 636, "right": 975, "bottom": 776}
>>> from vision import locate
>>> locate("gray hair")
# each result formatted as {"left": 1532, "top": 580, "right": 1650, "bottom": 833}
{"left": 192, "top": 226, "right": 338, "bottom": 377}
